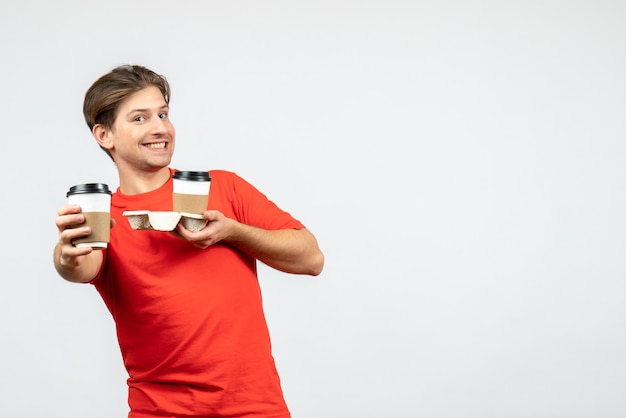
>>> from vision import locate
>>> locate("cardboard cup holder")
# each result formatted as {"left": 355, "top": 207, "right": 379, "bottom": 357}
{"left": 123, "top": 211, "right": 207, "bottom": 232}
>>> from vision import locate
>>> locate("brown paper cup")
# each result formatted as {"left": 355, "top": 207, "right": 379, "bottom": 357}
{"left": 172, "top": 171, "right": 211, "bottom": 215}
{"left": 67, "top": 183, "right": 112, "bottom": 250}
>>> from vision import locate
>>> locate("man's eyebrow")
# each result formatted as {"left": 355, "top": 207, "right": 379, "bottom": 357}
{"left": 125, "top": 105, "right": 169, "bottom": 117}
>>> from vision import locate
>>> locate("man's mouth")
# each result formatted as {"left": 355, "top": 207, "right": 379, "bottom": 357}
{"left": 144, "top": 142, "right": 167, "bottom": 149}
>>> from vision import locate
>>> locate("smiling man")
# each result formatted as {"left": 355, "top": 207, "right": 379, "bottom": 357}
{"left": 87, "top": 71, "right": 175, "bottom": 194}
{"left": 53, "top": 65, "right": 324, "bottom": 418}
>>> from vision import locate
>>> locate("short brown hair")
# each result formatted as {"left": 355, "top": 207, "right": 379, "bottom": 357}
{"left": 83, "top": 65, "right": 171, "bottom": 158}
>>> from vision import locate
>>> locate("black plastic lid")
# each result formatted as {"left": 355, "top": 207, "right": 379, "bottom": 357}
{"left": 66, "top": 183, "right": 112, "bottom": 197}
{"left": 173, "top": 171, "right": 211, "bottom": 181}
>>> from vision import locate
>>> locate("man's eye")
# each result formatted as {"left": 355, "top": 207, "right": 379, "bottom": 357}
{"left": 159, "top": 113, "right": 168, "bottom": 119}
{"left": 134, "top": 116, "right": 145, "bottom": 122}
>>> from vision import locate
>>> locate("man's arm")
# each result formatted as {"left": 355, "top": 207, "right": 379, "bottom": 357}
{"left": 54, "top": 204, "right": 105, "bottom": 283}
{"left": 173, "top": 209, "right": 324, "bottom": 276}
{"left": 225, "top": 224, "right": 324, "bottom": 276}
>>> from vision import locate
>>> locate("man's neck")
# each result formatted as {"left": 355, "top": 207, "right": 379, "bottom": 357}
{"left": 118, "top": 166, "right": 171, "bottom": 195}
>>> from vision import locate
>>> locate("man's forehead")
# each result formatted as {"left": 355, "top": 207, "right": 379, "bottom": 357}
{"left": 121, "top": 87, "right": 168, "bottom": 111}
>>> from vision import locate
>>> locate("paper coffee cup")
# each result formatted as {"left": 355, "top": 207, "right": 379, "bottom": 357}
{"left": 172, "top": 171, "right": 211, "bottom": 215}
{"left": 66, "top": 183, "right": 112, "bottom": 249}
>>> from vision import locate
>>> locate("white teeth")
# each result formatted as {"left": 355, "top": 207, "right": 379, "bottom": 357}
{"left": 145, "top": 142, "right": 166, "bottom": 149}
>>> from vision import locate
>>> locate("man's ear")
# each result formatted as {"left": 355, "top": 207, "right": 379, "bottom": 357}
{"left": 92, "top": 124, "right": 114, "bottom": 151}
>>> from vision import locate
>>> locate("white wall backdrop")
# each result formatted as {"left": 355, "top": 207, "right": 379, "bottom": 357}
{"left": 1, "top": 1, "right": 625, "bottom": 417}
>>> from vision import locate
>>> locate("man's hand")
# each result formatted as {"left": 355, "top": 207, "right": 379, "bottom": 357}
{"left": 53, "top": 204, "right": 110, "bottom": 283}
{"left": 170, "top": 210, "right": 232, "bottom": 249}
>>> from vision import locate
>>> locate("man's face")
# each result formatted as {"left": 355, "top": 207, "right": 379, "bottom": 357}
{"left": 103, "top": 86, "right": 175, "bottom": 174}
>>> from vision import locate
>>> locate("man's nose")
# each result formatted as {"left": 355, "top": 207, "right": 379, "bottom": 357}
{"left": 151, "top": 116, "right": 169, "bottom": 133}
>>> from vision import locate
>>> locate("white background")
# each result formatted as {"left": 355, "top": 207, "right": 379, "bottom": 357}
{"left": 1, "top": 1, "right": 625, "bottom": 417}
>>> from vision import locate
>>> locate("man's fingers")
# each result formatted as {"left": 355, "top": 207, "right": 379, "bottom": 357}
{"left": 57, "top": 204, "right": 82, "bottom": 216}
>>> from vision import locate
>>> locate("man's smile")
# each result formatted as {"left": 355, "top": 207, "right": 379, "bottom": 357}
{"left": 143, "top": 142, "right": 168, "bottom": 149}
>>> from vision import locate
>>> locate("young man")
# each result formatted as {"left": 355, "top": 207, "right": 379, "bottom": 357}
{"left": 54, "top": 65, "right": 324, "bottom": 418}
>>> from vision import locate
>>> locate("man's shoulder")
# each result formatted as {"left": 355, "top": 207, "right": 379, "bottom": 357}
{"left": 210, "top": 169, "right": 255, "bottom": 185}
{"left": 171, "top": 168, "right": 236, "bottom": 179}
